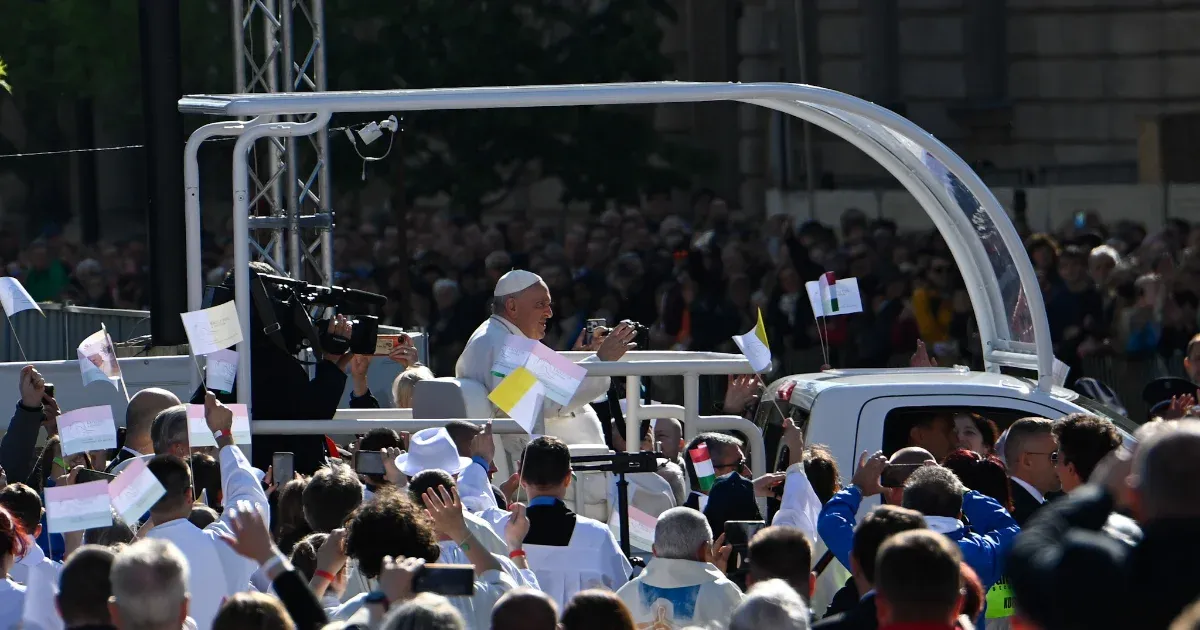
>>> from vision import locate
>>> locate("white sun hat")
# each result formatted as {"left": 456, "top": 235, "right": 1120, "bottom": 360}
{"left": 393, "top": 427, "right": 474, "bottom": 477}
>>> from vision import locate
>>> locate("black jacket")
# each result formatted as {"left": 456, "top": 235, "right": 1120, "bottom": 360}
{"left": 0, "top": 402, "right": 45, "bottom": 484}
{"left": 1009, "top": 485, "right": 1200, "bottom": 629}
{"left": 272, "top": 568, "right": 328, "bottom": 630}
{"left": 1009, "top": 479, "right": 1045, "bottom": 527}
{"left": 193, "top": 342, "right": 347, "bottom": 474}
{"left": 814, "top": 591, "right": 877, "bottom": 630}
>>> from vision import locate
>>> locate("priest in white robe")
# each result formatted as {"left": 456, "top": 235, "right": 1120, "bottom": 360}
{"left": 143, "top": 395, "right": 268, "bottom": 630}
{"left": 456, "top": 269, "right": 636, "bottom": 450}
{"left": 455, "top": 270, "right": 637, "bottom": 519}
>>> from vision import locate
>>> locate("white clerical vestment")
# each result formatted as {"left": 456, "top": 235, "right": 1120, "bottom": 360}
{"left": 495, "top": 510, "right": 632, "bottom": 611}
{"left": 615, "top": 557, "right": 743, "bottom": 630}
{"left": 456, "top": 315, "right": 610, "bottom": 446}
{"left": 147, "top": 445, "right": 267, "bottom": 630}
{"left": 456, "top": 315, "right": 612, "bottom": 520}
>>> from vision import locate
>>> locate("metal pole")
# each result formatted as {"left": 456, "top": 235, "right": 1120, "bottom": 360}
{"left": 314, "top": 0, "right": 333, "bottom": 284}
{"left": 281, "top": 0, "right": 302, "bottom": 279}
{"left": 625, "top": 375, "right": 641, "bottom": 453}
{"left": 231, "top": 0, "right": 245, "bottom": 96}
{"left": 139, "top": 0, "right": 188, "bottom": 346}
{"left": 795, "top": 0, "right": 818, "bottom": 220}
{"left": 266, "top": 0, "right": 286, "bottom": 267}
{"left": 232, "top": 114, "right": 332, "bottom": 408}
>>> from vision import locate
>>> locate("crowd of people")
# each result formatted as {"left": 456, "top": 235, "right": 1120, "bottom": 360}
{"left": 9, "top": 193, "right": 1200, "bottom": 397}
{"left": 4, "top": 190, "right": 1200, "bottom": 629}
{"left": 1, "top": 355, "right": 1200, "bottom": 629}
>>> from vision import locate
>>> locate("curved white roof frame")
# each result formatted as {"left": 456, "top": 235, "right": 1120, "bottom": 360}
{"left": 179, "top": 82, "right": 1055, "bottom": 404}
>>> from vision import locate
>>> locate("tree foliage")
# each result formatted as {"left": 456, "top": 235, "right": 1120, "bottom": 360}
{"left": 2, "top": 0, "right": 705, "bottom": 216}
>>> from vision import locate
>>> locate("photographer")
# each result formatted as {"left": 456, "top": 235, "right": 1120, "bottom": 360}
{"left": 194, "top": 262, "right": 356, "bottom": 474}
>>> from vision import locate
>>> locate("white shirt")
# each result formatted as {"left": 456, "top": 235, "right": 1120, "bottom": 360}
{"left": 1011, "top": 476, "right": 1046, "bottom": 504}
{"left": 329, "top": 569, "right": 516, "bottom": 630}
{"left": 9, "top": 537, "right": 60, "bottom": 585}
{"left": 0, "top": 578, "right": 26, "bottom": 630}
{"left": 496, "top": 510, "right": 632, "bottom": 610}
{"left": 455, "top": 315, "right": 610, "bottom": 440}
{"left": 615, "top": 558, "right": 743, "bottom": 630}
{"left": 771, "top": 462, "right": 823, "bottom": 543}
{"left": 146, "top": 445, "right": 268, "bottom": 630}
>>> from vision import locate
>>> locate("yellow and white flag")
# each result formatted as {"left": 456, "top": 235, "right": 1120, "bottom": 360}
{"left": 488, "top": 366, "right": 545, "bottom": 434}
{"left": 732, "top": 309, "right": 772, "bottom": 372}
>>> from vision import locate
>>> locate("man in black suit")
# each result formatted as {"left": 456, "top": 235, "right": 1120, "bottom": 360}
{"left": 1003, "top": 417, "right": 1060, "bottom": 526}
{"left": 1009, "top": 421, "right": 1200, "bottom": 629}
{"left": 107, "top": 388, "right": 180, "bottom": 473}
{"left": 814, "top": 505, "right": 926, "bottom": 630}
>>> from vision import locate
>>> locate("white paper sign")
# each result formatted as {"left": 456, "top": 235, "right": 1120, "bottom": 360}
{"left": 57, "top": 406, "right": 117, "bottom": 456}
{"left": 206, "top": 349, "right": 238, "bottom": 393}
{"left": 1052, "top": 358, "right": 1070, "bottom": 388}
{"left": 181, "top": 300, "right": 243, "bottom": 356}
{"left": 525, "top": 343, "right": 587, "bottom": 406}
{"left": 186, "top": 405, "right": 218, "bottom": 447}
{"left": 45, "top": 481, "right": 113, "bottom": 533}
{"left": 0, "top": 277, "right": 43, "bottom": 317}
{"left": 628, "top": 505, "right": 657, "bottom": 552}
{"left": 491, "top": 336, "right": 534, "bottom": 378}
{"left": 77, "top": 326, "right": 122, "bottom": 389}
{"left": 108, "top": 457, "right": 166, "bottom": 523}
{"left": 805, "top": 277, "right": 865, "bottom": 317}
{"left": 230, "top": 403, "right": 252, "bottom": 444}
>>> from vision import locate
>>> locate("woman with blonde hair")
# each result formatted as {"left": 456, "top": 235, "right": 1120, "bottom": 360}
{"left": 392, "top": 365, "right": 435, "bottom": 408}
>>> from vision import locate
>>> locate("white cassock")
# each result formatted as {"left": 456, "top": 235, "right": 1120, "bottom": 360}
{"left": 147, "top": 445, "right": 267, "bottom": 630}
{"left": 456, "top": 315, "right": 610, "bottom": 448}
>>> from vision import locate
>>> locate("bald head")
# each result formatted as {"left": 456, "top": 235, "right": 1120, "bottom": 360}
{"left": 654, "top": 418, "right": 685, "bottom": 462}
{"left": 1133, "top": 419, "right": 1200, "bottom": 520}
{"left": 126, "top": 389, "right": 181, "bottom": 442}
{"left": 491, "top": 588, "right": 558, "bottom": 630}
{"left": 890, "top": 447, "right": 936, "bottom": 466}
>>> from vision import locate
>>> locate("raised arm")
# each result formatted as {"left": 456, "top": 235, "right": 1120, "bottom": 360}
{"left": 1, "top": 367, "right": 50, "bottom": 483}
{"left": 204, "top": 391, "right": 269, "bottom": 520}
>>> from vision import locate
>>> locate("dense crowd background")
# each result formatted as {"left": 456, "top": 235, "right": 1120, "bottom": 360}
{"left": 6, "top": 191, "right": 1199, "bottom": 414}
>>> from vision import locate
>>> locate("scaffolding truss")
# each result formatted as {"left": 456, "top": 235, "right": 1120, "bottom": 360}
{"left": 230, "top": 0, "right": 332, "bottom": 285}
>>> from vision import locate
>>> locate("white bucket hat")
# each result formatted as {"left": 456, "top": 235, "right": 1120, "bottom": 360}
{"left": 393, "top": 427, "right": 473, "bottom": 477}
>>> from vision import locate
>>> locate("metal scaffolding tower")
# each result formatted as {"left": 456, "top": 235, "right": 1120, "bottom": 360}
{"left": 230, "top": 0, "right": 333, "bottom": 285}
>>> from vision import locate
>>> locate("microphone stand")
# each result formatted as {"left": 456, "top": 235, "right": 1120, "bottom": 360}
{"left": 570, "top": 450, "right": 660, "bottom": 559}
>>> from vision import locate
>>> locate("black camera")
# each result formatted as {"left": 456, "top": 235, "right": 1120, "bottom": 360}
{"left": 621, "top": 319, "right": 650, "bottom": 349}
{"left": 203, "top": 267, "right": 386, "bottom": 357}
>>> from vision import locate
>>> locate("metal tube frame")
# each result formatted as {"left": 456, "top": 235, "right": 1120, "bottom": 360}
{"left": 182, "top": 81, "right": 1056, "bottom": 439}
{"left": 231, "top": 113, "right": 332, "bottom": 406}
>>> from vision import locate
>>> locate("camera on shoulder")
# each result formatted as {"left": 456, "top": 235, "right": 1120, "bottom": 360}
{"left": 203, "top": 266, "right": 386, "bottom": 358}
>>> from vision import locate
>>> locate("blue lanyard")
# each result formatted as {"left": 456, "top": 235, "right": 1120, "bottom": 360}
{"left": 528, "top": 496, "right": 558, "bottom": 508}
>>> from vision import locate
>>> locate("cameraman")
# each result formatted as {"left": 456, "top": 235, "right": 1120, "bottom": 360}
{"left": 194, "top": 262, "right": 354, "bottom": 474}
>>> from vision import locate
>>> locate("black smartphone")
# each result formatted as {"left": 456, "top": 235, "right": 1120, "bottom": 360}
{"left": 273, "top": 452, "right": 294, "bottom": 485}
{"left": 76, "top": 469, "right": 116, "bottom": 484}
{"left": 413, "top": 564, "right": 475, "bottom": 597}
{"left": 44, "top": 383, "right": 55, "bottom": 398}
{"left": 356, "top": 450, "right": 386, "bottom": 476}
{"left": 881, "top": 463, "right": 924, "bottom": 488}
{"left": 723, "top": 520, "right": 766, "bottom": 549}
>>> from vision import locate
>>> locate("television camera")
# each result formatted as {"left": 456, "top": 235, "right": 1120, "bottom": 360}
{"left": 203, "top": 268, "right": 387, "bottom": 358}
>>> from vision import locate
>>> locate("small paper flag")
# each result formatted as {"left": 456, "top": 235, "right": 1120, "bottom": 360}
{"left": 690, "top": 443, "right": 716, "bottom": 492}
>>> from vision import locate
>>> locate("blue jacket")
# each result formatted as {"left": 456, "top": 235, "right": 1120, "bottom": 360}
{"left": 816, "top": 486, "right": 1020, "bottom": 589}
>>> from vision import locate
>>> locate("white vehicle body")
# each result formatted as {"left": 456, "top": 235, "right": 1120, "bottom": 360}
{"left": 759, "top": 368, "right": 1137, "bottom": 482}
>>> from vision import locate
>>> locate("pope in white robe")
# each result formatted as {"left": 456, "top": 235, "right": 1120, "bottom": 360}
{"left": 455, "top": 270, "right": 637, "bottom": 519}
{"left": 456, "top": 270, "right": 639, "bottom": 449}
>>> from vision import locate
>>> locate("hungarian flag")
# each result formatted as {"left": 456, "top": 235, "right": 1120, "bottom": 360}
{"left": 819, "top": 272, "right": 839, "bottom": 313}
{"left": 690, "top": 443, "right": 717, "bottom": 491}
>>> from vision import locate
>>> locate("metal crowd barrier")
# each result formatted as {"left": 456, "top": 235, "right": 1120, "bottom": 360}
{"left": 0, "top": 305, "right": 150, "bottom": 362}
